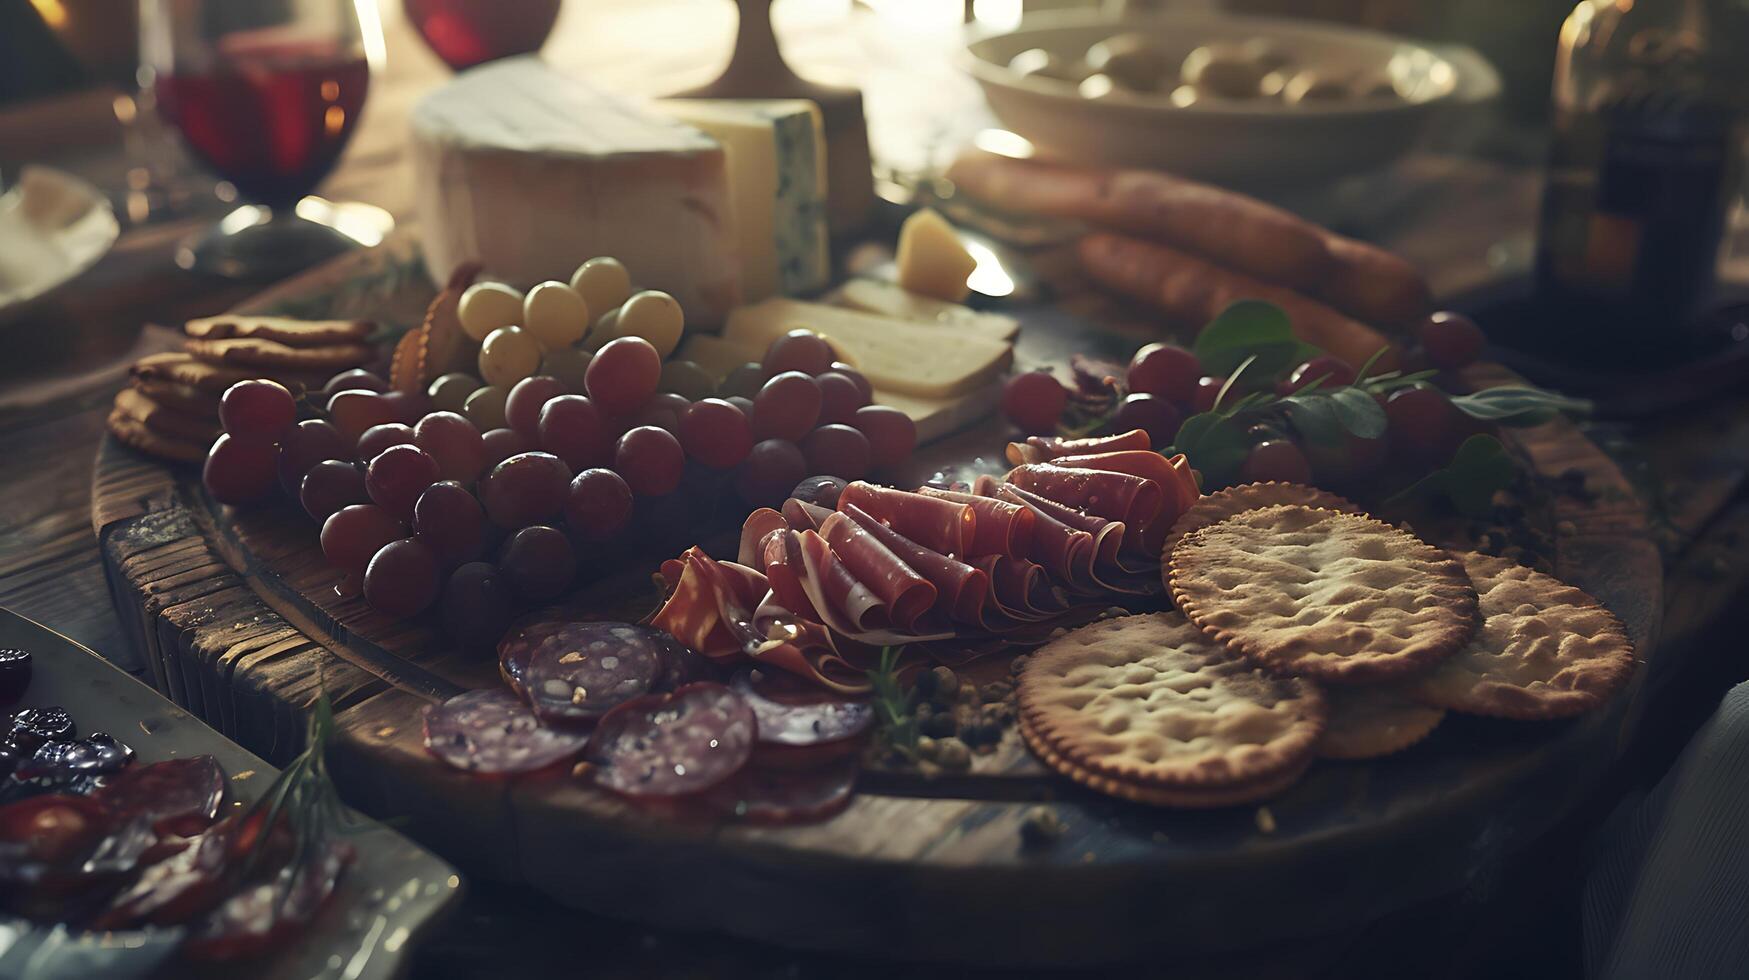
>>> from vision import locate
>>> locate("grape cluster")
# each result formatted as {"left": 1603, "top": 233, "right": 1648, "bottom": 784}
{"left": 201, "top": 258, "right": 920, "bottom": 642}
{"left": 999, "top": 310, "right": 1488, "bottom": 487}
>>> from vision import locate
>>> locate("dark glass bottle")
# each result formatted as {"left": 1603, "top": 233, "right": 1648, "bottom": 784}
{"left": 1534, "top": 0, "right": 1748, "bottom": 349}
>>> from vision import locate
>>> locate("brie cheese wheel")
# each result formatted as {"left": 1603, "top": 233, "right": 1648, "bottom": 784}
{"left": 656, "top": 99, "right": 830, "bottom": 303}
{"left": 412, "top": 57, "right": 742, "bottom": 323}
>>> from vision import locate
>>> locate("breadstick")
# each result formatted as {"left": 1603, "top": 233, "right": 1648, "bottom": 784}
{"left": 1316, "top": 233, "right": 1432, "bottom": 328}
{"left": 947, "top": 150, "right": 1334, "bottom": 291}
{"left": 1078, "top": 231, "right": 1398, "bottom": 371}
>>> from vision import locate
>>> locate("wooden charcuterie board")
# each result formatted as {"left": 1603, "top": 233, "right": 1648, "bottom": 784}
{"left": 91, "top": 246, "right": 1661, "bottom": 965}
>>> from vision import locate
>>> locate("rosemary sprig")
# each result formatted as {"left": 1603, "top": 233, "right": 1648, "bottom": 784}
{"left": 866, "top": 647, "right": 918, "bottom": 756}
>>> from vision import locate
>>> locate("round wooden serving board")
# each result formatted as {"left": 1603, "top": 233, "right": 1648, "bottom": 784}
{"left": 92, "top": 247, "right": 1661, "bottom": 966}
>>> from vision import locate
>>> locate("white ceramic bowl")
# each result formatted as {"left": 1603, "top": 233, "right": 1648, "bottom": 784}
{"left": 0, "top": 166, "right": 120, "bottom": 326}
{"left": 961, "top": 10, "right": 1499, "bottom": 188}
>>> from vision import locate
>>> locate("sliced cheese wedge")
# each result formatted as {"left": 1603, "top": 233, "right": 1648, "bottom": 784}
{"left": 832, "top": 279, "right": 1020, "bottom": 342}
{"left": 678, "top": 333, "right": 761, "bottom": 381}
{"left": 723, "top": 298, "right": 1012, "bottom": 399}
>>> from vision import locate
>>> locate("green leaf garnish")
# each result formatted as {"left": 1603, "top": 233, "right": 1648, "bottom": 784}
{"left": 1387, "top": 434, "right": 1515, "bottom": 517}
{"left": 1167, "top": 412, "right": 1250, "bottom": 488}
{"left": 867, "top": 646, "right": 917, "bottom": 755}
{"left": 1193, "top": 300, "right": 1320, "bottom": 377}
{"left": 1448, "top": 386, "right": 1592, "bottom": 424}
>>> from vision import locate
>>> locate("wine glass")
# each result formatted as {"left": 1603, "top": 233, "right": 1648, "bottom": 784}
{"left": 139, "top": 0, "right": 389, "bottom": 279}
{"left": 403, "top": 0, "right": 560, "bottom": 72}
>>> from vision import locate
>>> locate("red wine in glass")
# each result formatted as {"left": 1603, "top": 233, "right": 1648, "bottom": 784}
{"left": 404, "top": 0, "right": 561, "bottom": 71}
{"left": 140, "top": 0, "right": 385, "bottom": 280}
{"left": 155, "top": 39, "right": 369, "bottom": 209}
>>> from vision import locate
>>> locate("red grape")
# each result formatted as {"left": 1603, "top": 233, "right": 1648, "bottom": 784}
{"left": 678, "top": 398, "right": 753, "bottom": 469}
{"left": 718, "top": 362, "right": 769, "bottom": 400}
{"left": 414, "top": 411, "right": 485, "bottom": 484}
{"left": 442, "top": 562, "right": 512, "bottom": 648}
{"left": 220, "top": 380, "right": 296, "bottom": 442}
{"left": 752, "top": 372, "right": 822, "bottom": 441}
{"left": 851, "top": 405, "right": 916, "bottom": 469}
{"left": 762, "top": 329, "right": 835, "bottom": 376}
{"left": 1190, "top": 376, "right": 1224, "bottom": 413}
{"left": 366, "top": 444, "right": 440, "bottom": 519}
{"left": 300, "top": 459, "right": 367, "bottom": 521}
{"left": 614, "top": 426, "right": 685, "bottom": 497}
{"left": 792, "top": 475, "right": 847, "bottom": 510}
{"left": 1001, "top": 371, "right": 1068, "bottom": 434}
{"left": 505, "top": 375, "right": 568, "bottom": 437}
{"left": 1109, "top": 393, "right": 1183, "bottom": 446}
{"left": 829, "top": 363, "right": 873, "bottom": 403}
{"left": 1282, "top": 355, "right": 1358, "bottom": 394}
{"left": 356, "top": 422, "right": 416, "bottom": 463}
{"left": 1418, "top": 311, "right": 1485, "bottom": 370}
{"left": 326, "top": 390, "right": 399, "bottom": 443}
{"left": 630, "top": 392, "right": 689, "bottom": 435}
{"left": 585, "top": 337, "right": 662, "bottom": 416}
{"left": 564, "top": 468, "right": 634, "bottom": 540}
{"left": 414, "top": 480, "right": 485, "bottom": 567}
{"left": 363, "top": 538, "right": 441, "bottom": 617}
{"left": 816, "top": 371, "right": 868, "bottom": 425}
{"left": 320, "top": 504, "right": 406, "bottom": 577}
{"left": 1386, "top": 386, "right": 1460, "bottom": 463}
{"left": 735, "top": 439, "right": 807, "bottom": 506}
{"left": 381, "top": 389, "right": 432, "bottom": 425}
{"left": 1127, "top": 343, "right": 1200, "bottom": 402}
{"left": 725, "top": 395, "right": 755, "bottom": 418}
{"left": 800, "top": 424, "right": 871, "bottom": 481}
{"left": 203, "top": 434, "right": 279, "bottom": 505}
{"left": 481, "top": 427, "right": 536, "bottom": 470}
{"left": 480, "top": 452, "right": 572, "bottom": 527}
{"left": 498, "top": 525, "right": 575, "bottom": 602}
{"left": 537, "top": 395, "right": 610, "bottom": 471}
{"left": 1240, "top": 439, "right": 1313, "bottom": 484}
{"left": 322, "top": 369, "right": 386, "bottom": 399}
{"left": 276, "top": 418, "right": 350, "bottom": 495}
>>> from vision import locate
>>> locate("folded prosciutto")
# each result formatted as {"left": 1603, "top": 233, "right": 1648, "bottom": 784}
{"left": 651, "top": 449, "right": 1201, "bottom": 692}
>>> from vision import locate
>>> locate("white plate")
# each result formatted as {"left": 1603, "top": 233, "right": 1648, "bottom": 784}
{"left": 0, "top": 166, "right": 121, "bottom": 324}
{"left": 961, "top": 10, "right": 1500, "bottom": 188}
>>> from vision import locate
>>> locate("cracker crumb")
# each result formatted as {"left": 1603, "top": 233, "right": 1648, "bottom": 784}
{"left": 1019, "top": 806, "right": 1065, "bottom": 849}
{"left": 1255, "top": 806, "right": 1277, "bottom": 834}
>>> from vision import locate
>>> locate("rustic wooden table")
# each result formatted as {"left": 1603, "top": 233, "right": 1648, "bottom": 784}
{"left": 4, "top": 3, "right": 1749, "bottom": 976}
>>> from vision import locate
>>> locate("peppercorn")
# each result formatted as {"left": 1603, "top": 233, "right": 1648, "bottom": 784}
{"left": 914, "top": 736, "right": 939, "bottom": 761}
{"left": 927, "top": 666, "right": 959, "bottom": 705}
{"left": 921, "top": 712, "right": 957, "bottom": 739}
{"left": 979, "top": 681, "right": 1014, "bottom": 703}
{"left": 935, "top": 737, "right": 971, "bottom": 770}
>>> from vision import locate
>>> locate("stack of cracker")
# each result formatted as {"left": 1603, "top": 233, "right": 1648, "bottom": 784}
{"left": 109, "top": 316, "right": 374, "bottom": 462}
{"left": 1017, "top": 482, "right": 1637, "bottom": 808}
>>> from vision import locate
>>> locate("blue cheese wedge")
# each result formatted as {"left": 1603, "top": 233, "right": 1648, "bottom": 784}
{"left": 656, "top": 99, "right": 830, "bottom": 303}
{"left": 724, "top": 298, "right": 1011, "bottom": 399}
{"left": 412, "top": 57, "right": 741, "bottom": 323}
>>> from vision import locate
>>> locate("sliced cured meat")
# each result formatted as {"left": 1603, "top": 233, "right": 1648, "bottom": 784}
{"left": 1008, "top": 462, "right": 1164, "bottom": 555}
{"left": 819, "top": 511, "right": 936, "bottom": 631}
{"left": 422, "top": 689, "right": 587, "bottom": 774}
{"left": 651, "top": 629, "right": 717, "bottom": 691}
{"left": 795, "top": 528, "right": 891, "bottom": 634}
{"left": 183, "top": 838, "right": 354, "bottom": 961}
{"left": 653, "top": 548, "right": 769, "bottom": 661}
{"left": 584, "top": 682, "right": 757, "bottom": 798}
{"left": 999, "top": 484, "right": 1157, "bottom": 594}
{"left": 497, "top": 619, "right": 570, "bottom": 696}
{"left": 705, "top": 759, "right": 858, "bottom": 825}
{"left": 842, "top": 502, "right": 988, "bottom": 626}
{"left": 759, "top": 529, "right": 820, "bottom": 622}
{"left": 1051, "top": 449, "right": 1200, "bottom": 540}
{"left": 738, "top": 508, "right": 789, "bottom": 566}
{"left": 731, "top": 671, "right": 874, "bottom": 749}
{"left": 781, "top": 497, "right": 834, "bottom": 531}
{"left": 975, "top": 555, "right": 1066, "bottom": 621}
{"left": 916, "top": 487, "right": 1034, "bottom": 558}
{"left": 1008, "top": 428, "right": 1151, "bottom": 465}
{"left": 838, "top": 482, "right": 975, "bottom": 558}
{"left": 95, "top": 756, "right": 226, "bottom": 836}
{"left": 522, "top": 623, "right": 663, "bottom": 727}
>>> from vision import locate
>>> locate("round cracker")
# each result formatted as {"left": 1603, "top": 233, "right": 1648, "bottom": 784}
{"left": 1315, "top": 685, "right": 1445, "bottom": 760}
{"left": 1170, "top": 505, "right": 1478, "bottom": 685}
{"left": 1163, "top": 481, "right": 1362, "bottom": 561}
{"left": 1017, "top": 612, "right": 1325, "bottom": 792}
{"left": 1408, "top": 552, "right": 1635, "bottom": 720}
{"left": 1020, "top": 716, "right": 1313, "bottom": 807}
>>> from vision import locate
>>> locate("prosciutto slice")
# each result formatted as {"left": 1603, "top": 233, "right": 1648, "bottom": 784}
{"left": 1006, "top": 428, "right": 1152, "bottom": 466}
{"left": 653, "top": 448, "right": 1203, "bottom": 692}
{"left": 838, "top": 482, "right": 976, "bottom": 558}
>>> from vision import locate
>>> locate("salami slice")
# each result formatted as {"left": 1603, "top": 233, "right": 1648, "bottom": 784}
{"left": 705, "top": 759, "right": 858, "bottom": 825}
{"left": 650, "top": 629, "right": 717, "bottom": 691}
{"left": 522, "top": 623, "right": 663, "bottom": 727}
{"left": 584, "top": 682, "right": 757, "bottom": 798}
{"left": 422, "top": 689, "right": 587, "bottom": 774}
{"left": 497, "top": 619, "right": 569, "bottom": 696}
{"left": 730, "top": 671, "right": 874, "bottom": 749}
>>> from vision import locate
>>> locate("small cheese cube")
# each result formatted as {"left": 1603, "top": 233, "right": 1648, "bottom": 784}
{"left": 895, "top": 208, "right": 977, "bottom": 302}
